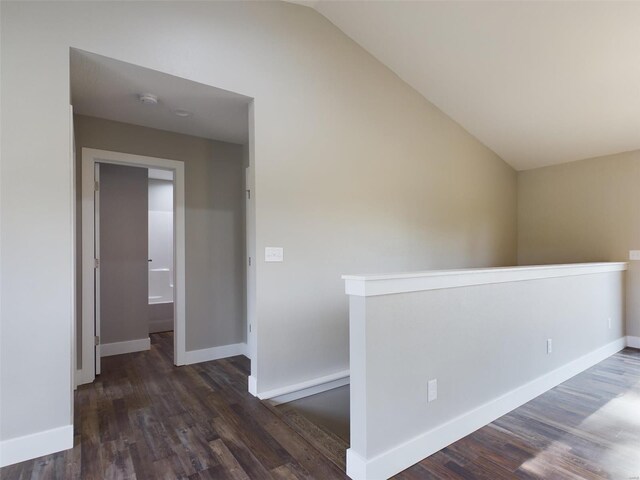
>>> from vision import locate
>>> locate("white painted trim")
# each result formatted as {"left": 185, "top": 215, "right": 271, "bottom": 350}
{"left": 342, "top": 262, "right": 628, "bottom": 297}
{"left": 248, "top": 375, "right": 258, "bottom": 396}
{"left": 256, "top": 370, "right": 350, "bottom": 404}
{"left": 101, "top": 337, "right": 150, "bottom": 357}
{"left": 266, "top": 375, "right": 350, "bottom": 405}
{"left": 0, "top": 424, "right": 73, "bottom": 468}
{"left": 75, "top": 368, "right": 93, "bottom": 387}
{"left": 79, "top": 148, "right": 187, "bottom": 386}
{"left": 183, "top": 342, "right": 248, "bottom": 365}
{"left": 346, "top": 337, "right": 626, "bottom": 480}
{"left": 627, "top": 336, "right": 640, "bottom": 349}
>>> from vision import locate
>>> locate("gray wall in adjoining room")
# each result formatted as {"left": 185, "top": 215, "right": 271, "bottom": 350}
{"left": 74, "top": 114, "right": 246, "bottom": 366}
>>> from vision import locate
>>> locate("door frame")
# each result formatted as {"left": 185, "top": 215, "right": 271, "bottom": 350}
{"left": 78, "top": 148, "right": 186, "bottom": 385}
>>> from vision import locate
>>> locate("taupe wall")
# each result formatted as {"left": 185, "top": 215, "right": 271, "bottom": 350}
{"left": 75, "top": 114, "right": 246, "bottom": 365}
{"left": 1, "top": 1, "right": 516, "bottom": 443}
{"left": 518, "top": 149, "right": 640, "bottom": 336}
{"left": 99, "top": 164, "right": 149, "bottom": 345}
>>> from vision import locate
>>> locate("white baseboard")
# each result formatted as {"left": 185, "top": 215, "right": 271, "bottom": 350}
{"left": 347, "top": 337, "right": 626, "bottom": 480}
{"left": 248, "top": 375, "right": 258, "bottom": 396}
{"left": 0, "top": 424, "right": 73, "bottom": 468}
{"left": 627, "top": 336, "right": 640, "bottom": 348}
{"left": 101, "top": 337, "right": 150, "bottom": 357}
{"left": 183, "top": 342, "right": 248, "bottom": 365}
{"left": 257, "top": 370, "right": 350, "bottom": 405}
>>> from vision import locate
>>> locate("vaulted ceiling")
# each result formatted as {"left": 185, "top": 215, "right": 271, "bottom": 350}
{"left": 295, "top": 1, "right": 640, "bottom": 170}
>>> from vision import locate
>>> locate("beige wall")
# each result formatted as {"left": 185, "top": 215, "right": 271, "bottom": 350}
{"left": 1, "top": 1, "right": 516, "bottom": 444}
{"left": 518, "top": 149, "right": 640, "bottom": 336}
{"left": 74, "top": 114, "right": 246, "bottom": 364}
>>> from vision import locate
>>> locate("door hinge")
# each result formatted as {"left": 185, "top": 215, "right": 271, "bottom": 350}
{"left": 248, "top": 256, "right": 252, "bottom": 266}
{"left": 94, "top": 335, "right": 100, "bottom": 346}
{"left": 249, "top": 324, "right": 252, "bottom": 333}
{"left": 94, "top": 181, "right": 100, "bottom": 191}
{"left": 246, "top": 189, "right": 251, "bottom": 200}
{"left": 94, "top": 258, "right": 100, "bottom": 269}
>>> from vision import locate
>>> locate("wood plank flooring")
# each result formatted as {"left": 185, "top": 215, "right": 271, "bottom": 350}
{"left": 1, "top": 333, "right": 348, "bottom": 480}
{"left": 1, "top": 333, "right": 639, "bottom": 480}
{"left": 403, "top": 347, "right": 640, "bottom": 479}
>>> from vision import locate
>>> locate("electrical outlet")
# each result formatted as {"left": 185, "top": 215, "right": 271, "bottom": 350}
{"left": 608, "top": 317, "right": 612, "bottom": 329}
{"left": 547, "top": 338, "right": 553, "bottom": 354}
{"left": 428, "top": 379, "right": 438, "bottom": 403}
{"left": 630, "top": 250, "right": 640, "bottom": 261}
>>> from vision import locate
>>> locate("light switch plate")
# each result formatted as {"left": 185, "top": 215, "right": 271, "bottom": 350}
{"left": 630, "top": 250, "right": 640, "bottom": 260}
{"left": 265, "top": 247, "right": 284, "bottom": 262}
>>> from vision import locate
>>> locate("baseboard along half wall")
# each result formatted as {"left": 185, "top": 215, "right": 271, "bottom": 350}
{"left": 101, "top": 337, "right": 151, "bottom": 357}
{"left": 346, "top": 337, "right": 627, "bottom": 480}
{"left": 256, "top": 369, "right": 350, "bottom": 405}
{"left": 183, "top": 342, "right": 248, "bottom": 365}
{"left": 0, "top": 424, "right": 73, "bottom": 468}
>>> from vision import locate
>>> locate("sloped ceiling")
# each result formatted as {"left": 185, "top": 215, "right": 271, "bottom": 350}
{"left": 295, "top": 1, "right": 640, "bottom": 170}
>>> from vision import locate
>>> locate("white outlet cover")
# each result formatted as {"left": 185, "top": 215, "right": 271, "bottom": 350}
{"left": 547, "top": 338, "right": 553, "bottom": 354}
{"left": 265, "top": 247, "right": 284, "bottom": 262}
{"left": 630, "top": 250, "right": 640, "bottom": 260}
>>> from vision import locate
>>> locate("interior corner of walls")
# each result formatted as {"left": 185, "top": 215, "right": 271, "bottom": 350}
{"left": 628, "top": 336, "right": 640, "bottom": 349}
{"left": 0, "top": 425, "right": 73, "bottom": 468}
{"left": 240, "top": 342, "right": 250, "bottom": 359}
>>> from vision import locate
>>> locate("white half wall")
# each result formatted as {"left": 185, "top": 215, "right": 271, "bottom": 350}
{"left": 344, "top": 262, "right": 627, "bottom": 479}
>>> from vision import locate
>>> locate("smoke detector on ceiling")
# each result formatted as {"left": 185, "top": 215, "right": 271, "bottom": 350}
{"left": 138, "top": 93, "right": 159, "bottom": 105}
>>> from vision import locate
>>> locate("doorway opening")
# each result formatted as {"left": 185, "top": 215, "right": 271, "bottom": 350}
{"left": 71, "top": 48, "right": 255, "bottom": 387}
{"left": 148, "top": 169, "right": 175, "bottom": 334}
{"left": 79, "top": 149, "right": 186, "bottom": 382}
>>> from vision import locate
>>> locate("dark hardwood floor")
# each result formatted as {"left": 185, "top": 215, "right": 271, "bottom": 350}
{"left": 1, "top": 333, "right": 348, "bottom": 480}
{"left": 1, "top": 333, "right": 639, "bottom": 480}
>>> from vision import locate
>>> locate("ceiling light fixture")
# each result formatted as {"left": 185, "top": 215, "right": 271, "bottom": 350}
{"left": 174, "top": 109, "right": 192, "bottom": 118}
{"left": 138, "top": 93, "right": 159, "bottom": 105}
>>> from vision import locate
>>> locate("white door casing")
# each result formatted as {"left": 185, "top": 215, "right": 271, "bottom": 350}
{"left": 79, "top": 148, "right": 186, "bottom": 385}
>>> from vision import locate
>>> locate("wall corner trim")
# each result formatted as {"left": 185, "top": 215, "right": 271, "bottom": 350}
{"left": 248, "top": 375, "right": 258, "bottom": 396}
{"left": 0, "top": 424, "right": 73, "bottom": 468}
{"left": 257, "top": 370, "right": 350, "bottom": 405}
{"left": 346, "top": 337, "right": 626, "bottom": 480}
{"left": 183, "top": 342, "right": 248, "bottom": 365}
{"left": 101, "top": 337, "right": 151, "bottom": 357}
{"left": 627, "top": 336, "right": 640, "bottom": 349}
